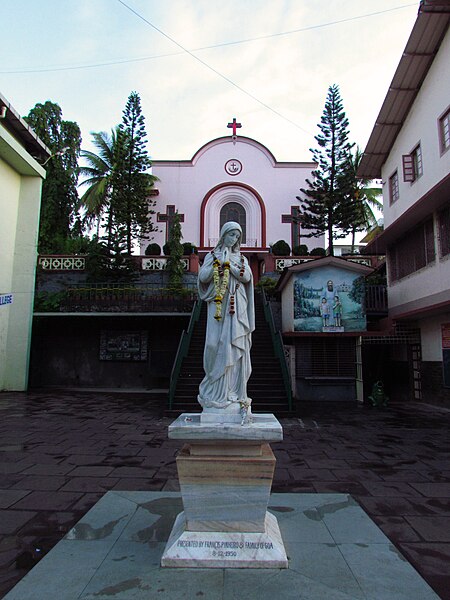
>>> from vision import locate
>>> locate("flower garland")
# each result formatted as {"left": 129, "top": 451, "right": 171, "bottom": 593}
{"left": 229, "top": 256, "right": 245, "bottom": 316}
{"left": 213, "top": 256, "right": 230, "bottom": 320}
{"left": 212, "top": 254, "right": 245, "bottom": 320}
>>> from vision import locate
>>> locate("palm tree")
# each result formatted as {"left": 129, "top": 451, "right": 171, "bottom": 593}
{"left": 78, "top": 127, "right": 121, "bottom": 241}
{"left": 344, "top": 147, "right": 383, "bottom": 252}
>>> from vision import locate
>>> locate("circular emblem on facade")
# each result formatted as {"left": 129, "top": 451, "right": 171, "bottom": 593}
{"left": 224, "top": 159, "right": 242, "bottom": 176}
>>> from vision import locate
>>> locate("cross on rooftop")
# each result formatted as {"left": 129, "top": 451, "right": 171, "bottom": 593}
{"left": 157, "top": 205, "right": 185, "bottom": 242}
{"left": 227, "top": 118, "right": 242, "bottom": 136}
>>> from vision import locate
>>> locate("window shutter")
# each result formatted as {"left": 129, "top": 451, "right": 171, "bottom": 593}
{"left": 402, "top": 154, "right": 415, "bottom": 182}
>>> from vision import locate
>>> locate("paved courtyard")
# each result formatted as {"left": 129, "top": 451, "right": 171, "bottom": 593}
{"left": 1, "top": 392, "right": 449, "bottom": 599}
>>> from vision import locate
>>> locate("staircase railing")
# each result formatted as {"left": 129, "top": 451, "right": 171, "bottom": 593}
{"left": 168, "top": 299, "right": 203, "bottom": 409}
{"left": 260, "top": 289, "right": 293, "bottom": 411}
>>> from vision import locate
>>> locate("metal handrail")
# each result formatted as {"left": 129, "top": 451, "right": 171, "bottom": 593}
{"left": 260, "top": 289, "right": 293, "bottom": 411}
{"left": 168, "top": 300, "right": 203, "bottom": 409}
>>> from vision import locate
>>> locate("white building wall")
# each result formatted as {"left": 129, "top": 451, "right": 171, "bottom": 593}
{"left": 0, "top": 159, "right": 19, "bottom": 388}
{"left": 380, "top": 27, "right": 450, "bottom": 317}
{"left": 281, "top": 277, "right": 294, "bottom": 333}
{"left": 382, "top": 30, "right": 450, "bottom": 228}
{"left": 388, "top": 251, "right": 450, "bottom": 312}
{"left": 0, "top": 124, "right": 45, "bottom": 390}
{"left": 420, "top": 313, "right": 450, "bottom": 362}
{"left": 144, "top": 137, "right": 322, "bottom": 252}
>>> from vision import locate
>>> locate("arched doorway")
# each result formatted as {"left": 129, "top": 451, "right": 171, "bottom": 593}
{"left": 220, "top": 202, "right": 246, "bottom": 243}
{"left": 200, "top": 183, "right": 266, "bottom": 248}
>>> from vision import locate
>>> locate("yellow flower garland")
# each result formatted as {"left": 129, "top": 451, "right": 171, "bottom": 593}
{"left": 213, "top": 257, "right": 230, "bottom": 320}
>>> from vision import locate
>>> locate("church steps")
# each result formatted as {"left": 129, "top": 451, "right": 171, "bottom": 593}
{"left": 168, "top": 293, "right": 292, "bottom": 416}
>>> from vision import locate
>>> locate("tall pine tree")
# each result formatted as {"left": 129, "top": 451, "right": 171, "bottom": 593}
{"left": 111, "top": 91, "right": 157, "bottom": 254}
{"left": 297, "top": 84, "right": 354, "bottom": 255}
{"left": 25, "top": 101, "right": 81, "bottom": 253}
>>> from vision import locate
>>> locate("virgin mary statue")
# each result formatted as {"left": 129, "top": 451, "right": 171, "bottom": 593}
{"left": 197, "top": 222, "right": 254, "bottom": 420}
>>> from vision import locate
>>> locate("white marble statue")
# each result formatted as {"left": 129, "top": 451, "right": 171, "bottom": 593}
{"left": 197, "top": 222, "right": 255, "bottom": 421}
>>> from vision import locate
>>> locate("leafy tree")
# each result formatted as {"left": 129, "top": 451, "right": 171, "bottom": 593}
{"left": 112, "top": 91, "right": 157, "bottom": 254}
{"left": 296, "top": 84, "right": 354, "bottom": 255}
{"left": 256, "top": 276, "right": 279, "bottom": 298}
{"left": 166, "top": 212, "right": 185, "bottom": 290}
{"left": 78, "top": 127, "right": 122, "bottom": 241}
{"left": 340, "top": 147, "right": 383, "bottom": 252}
{"left": 25, "top": 101, "right": 81, "bottom": 253}
{"left": 85, "top": 225, "right": 137, "bottom": 283}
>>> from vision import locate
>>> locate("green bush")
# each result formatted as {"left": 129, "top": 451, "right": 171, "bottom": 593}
{"left": 256, "top": 277, "right": 279, "bottom": 297}
{"left": 310, "top": 247, "right": 326, "bottom": 256}
{"left": 292, "top": 244, "right": 309, "bottom": 256}
{"left": 145, "top": 243, "right": 161, "bottom": 256}
{"left": 271, "top": 240, "right": 291, "bottom": 256}
{"left": 34, "top": 291, "right": 68, "bottom": 312}
{"left": 182, "top": 242, "right": 198, "bottom": 255}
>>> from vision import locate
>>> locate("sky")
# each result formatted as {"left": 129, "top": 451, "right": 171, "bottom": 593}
{"left": 1, "top": 0, "right": 420, "bottom": 164}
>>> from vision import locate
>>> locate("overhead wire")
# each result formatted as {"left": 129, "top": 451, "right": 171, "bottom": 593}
{"left": 116, "top": 0, "right": 317, "bottom": 136}
{"left": 1, "top": 3, "right": 416, "bottom": 74}
{"left": 111, "top": 0, "right": 415, "bottom": 137}
{"left": 1, "top": 1, "right": 417, "bottom": 138}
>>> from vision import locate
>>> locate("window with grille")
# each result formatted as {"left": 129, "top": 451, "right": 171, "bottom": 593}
{"left": 388, "top": 218, "right": 435, "bottom": 282}
{"left": 412, "top": 144, "right": 423, "bottom": 180}
{"left": 402, "top": 144, "right": 423, "bottom": 183}
{"left": 389, "top": 171, "right": 399, "bottom": 205}
{"left": 220, "top": 202, "right": 246, "bottom": 243}
{"left": 439, "top": 108, "right": 450, "bottom": 154}
{"left": 295, "top": 338, "right": 356, "bottom": 378}
{"left": 438, "top": 203, "right": 450, "bottom": 257}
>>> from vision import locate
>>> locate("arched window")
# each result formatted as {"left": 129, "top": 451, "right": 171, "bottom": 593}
{"left": 220, "top": 202, "right": 246, "bottom": 243}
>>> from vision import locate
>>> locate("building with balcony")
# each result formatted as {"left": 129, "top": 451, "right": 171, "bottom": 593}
{"left": 359, "top": 1, "right": 450, "bottom": 406}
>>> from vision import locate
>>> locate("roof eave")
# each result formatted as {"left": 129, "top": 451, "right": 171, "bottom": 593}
{"left": 0, "top": 92, "right": 51, "bottom": 163}
{"left": 358, "top": 4, "right": 450, "bottom": 179}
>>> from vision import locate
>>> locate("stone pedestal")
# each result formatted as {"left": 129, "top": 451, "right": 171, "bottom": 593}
{"left": 161, "top": 413, "right": 288, "bottom": 568}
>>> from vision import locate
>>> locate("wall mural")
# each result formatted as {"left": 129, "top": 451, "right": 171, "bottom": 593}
{"left": 99, "top": 331, "right": 148, "bottom": 361}
{"left": 293, "top": 266, "right": 366, "bottom": 332}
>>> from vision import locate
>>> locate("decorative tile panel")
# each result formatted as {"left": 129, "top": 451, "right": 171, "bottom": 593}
{"left": 39, "top": 256, "right": 86, "bottom": 270}
{"left": 275, "top": 258, "right": 313, "bottom": 271}
{"left": 142, "top": 258, "right": 189, "bottom": 271}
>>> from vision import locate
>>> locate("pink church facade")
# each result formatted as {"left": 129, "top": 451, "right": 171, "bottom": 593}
{"left": 142, "top": 133, "right": 324, "bottom": 256}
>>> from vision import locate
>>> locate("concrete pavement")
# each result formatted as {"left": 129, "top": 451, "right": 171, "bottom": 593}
{"left": 1, "top": 392, "right": 449, "bottom": 598}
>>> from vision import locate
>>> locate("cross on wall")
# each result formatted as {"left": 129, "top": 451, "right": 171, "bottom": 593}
{"left": 281, "top": 206, "right": 302, "bottom": 248}
{"left": 157, "top": 205, "right": 185, "bottom": 242}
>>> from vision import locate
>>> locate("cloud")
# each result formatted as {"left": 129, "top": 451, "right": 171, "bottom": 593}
{"left": 1, "top": 0, "right": 419, "bottom": 162}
